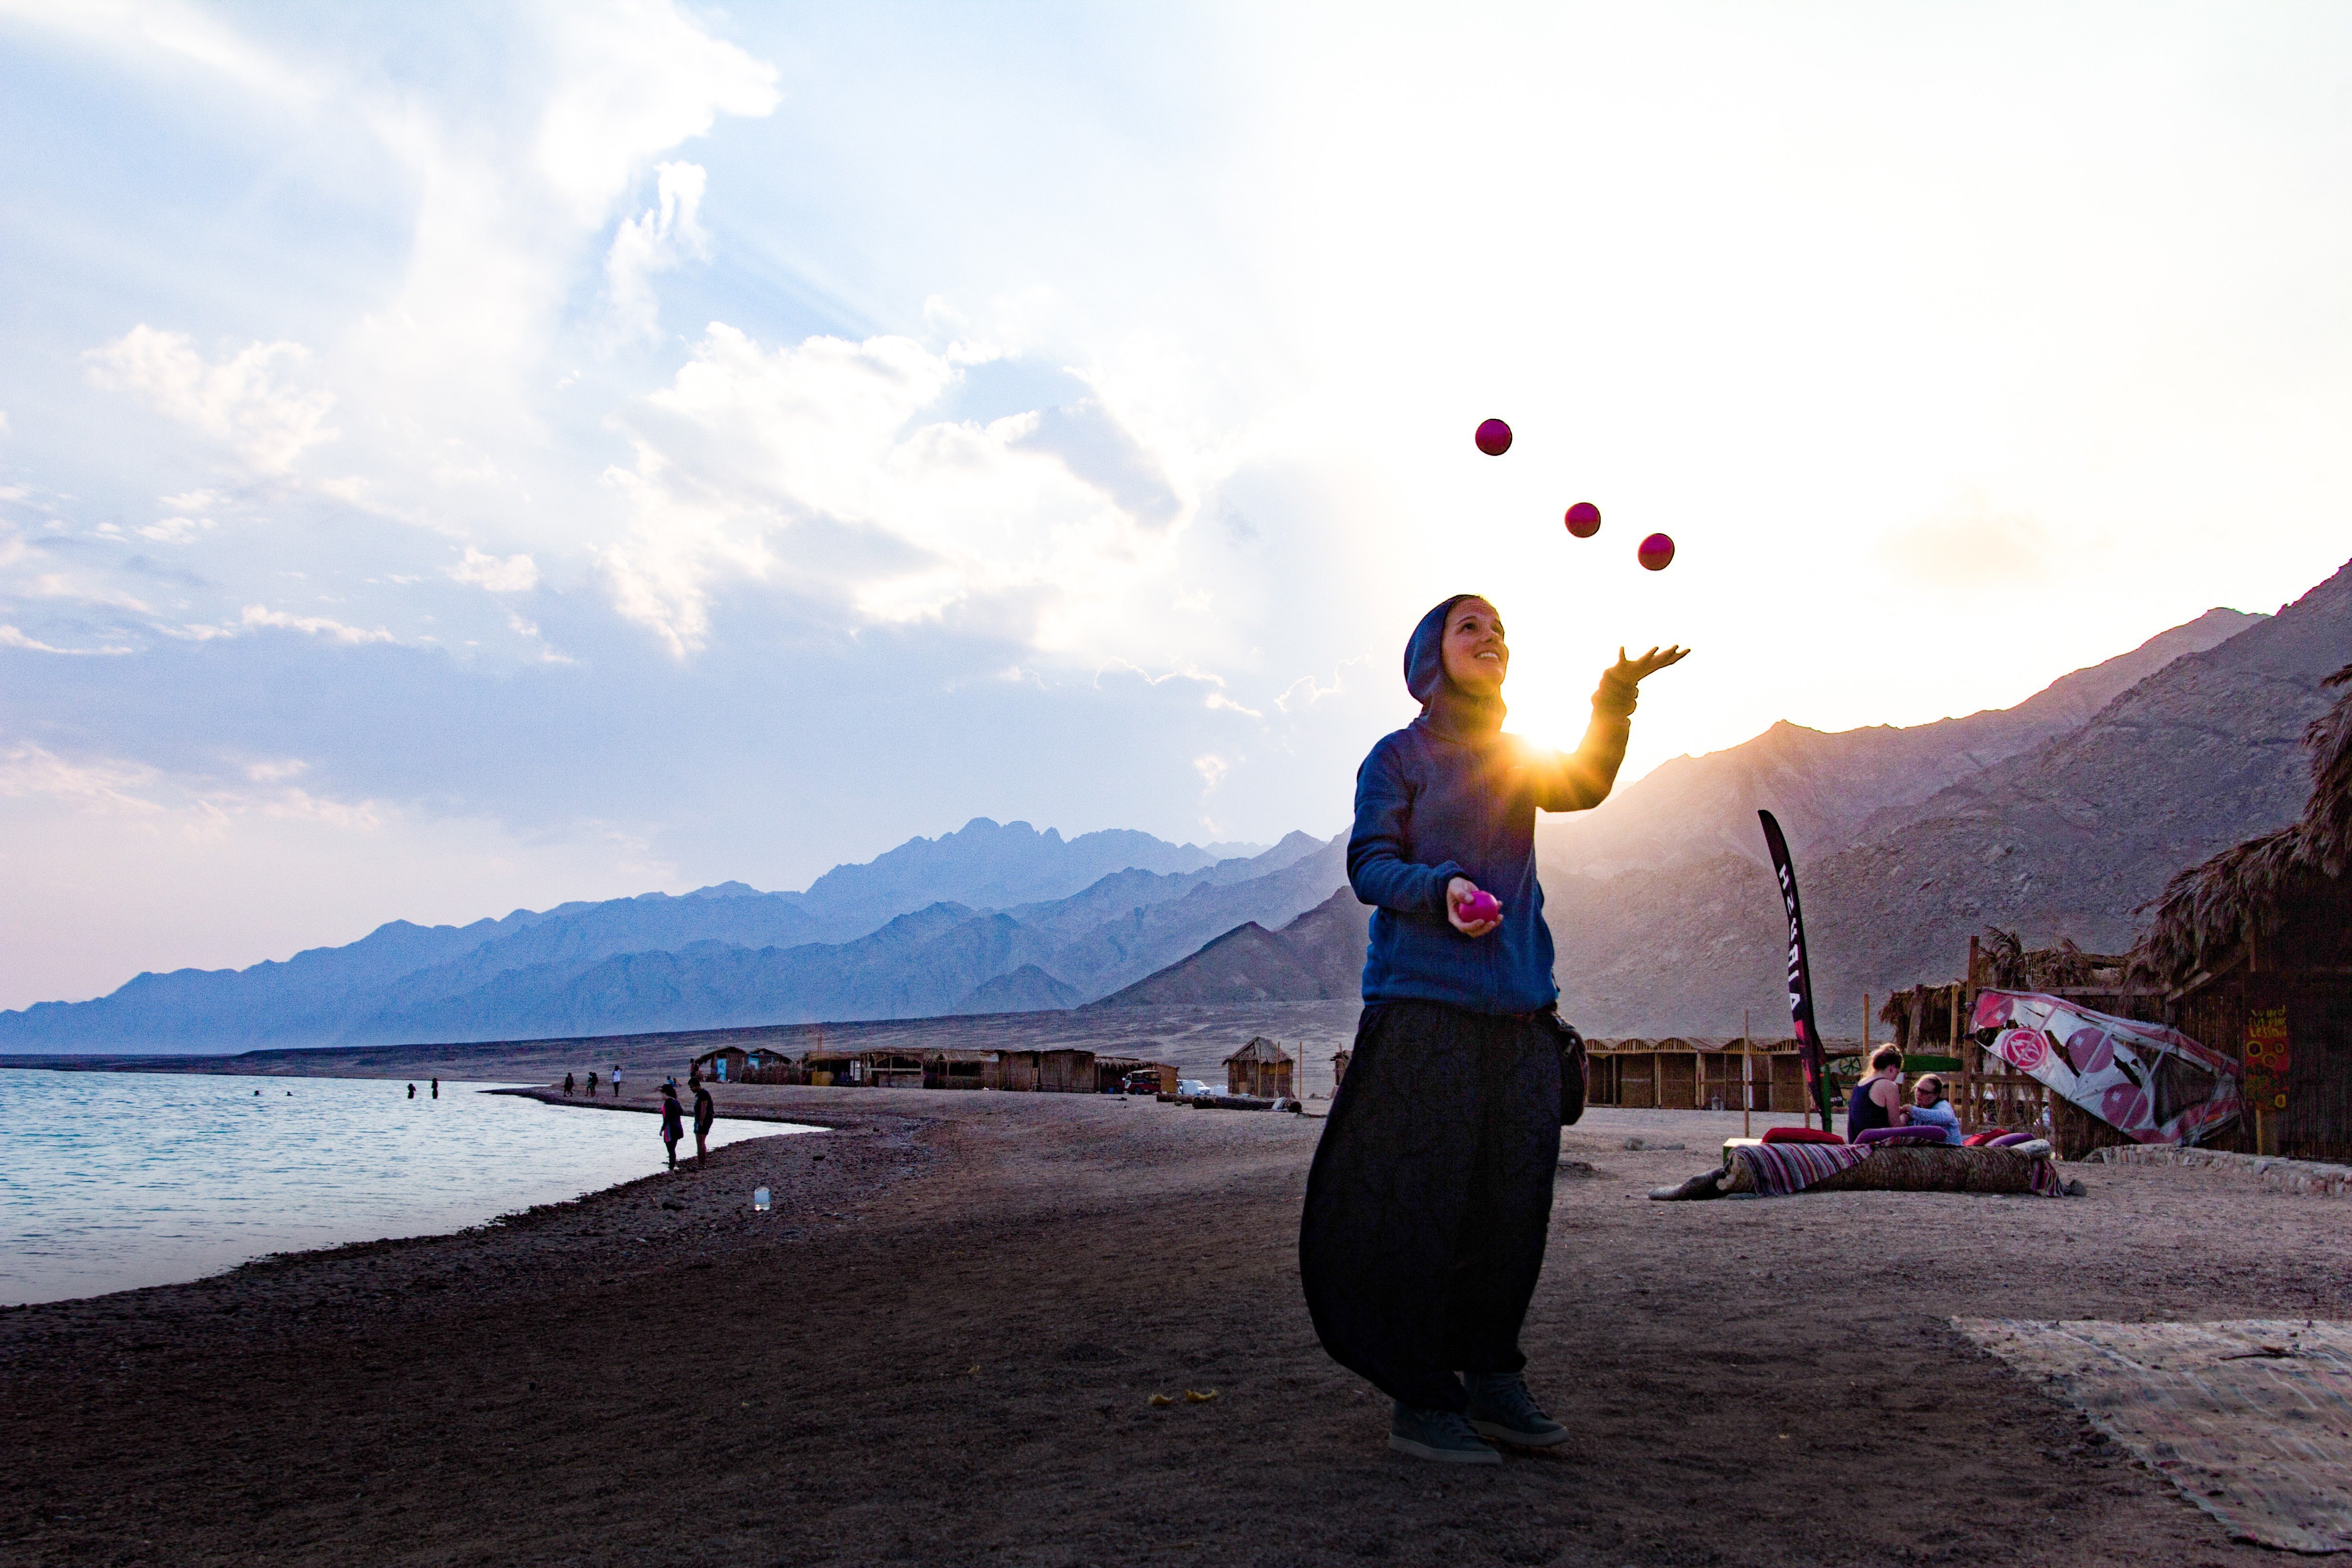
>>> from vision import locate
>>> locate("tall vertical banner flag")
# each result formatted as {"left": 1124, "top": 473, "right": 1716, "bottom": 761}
{"left": 1758, "top": 810, "right": 1835, "bottom": 1128}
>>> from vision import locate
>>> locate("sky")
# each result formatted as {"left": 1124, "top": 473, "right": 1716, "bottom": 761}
{"left": 2, "top": 1, "right": 2349, "bottom": 1009}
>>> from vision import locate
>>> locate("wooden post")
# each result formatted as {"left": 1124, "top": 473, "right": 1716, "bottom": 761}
{"left": 1742, "top": 1009, "right": 1753, "bottom": 1138}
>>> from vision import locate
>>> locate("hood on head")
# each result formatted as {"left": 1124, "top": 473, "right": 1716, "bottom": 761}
{"left": 1405, "top": 594, "right": 1481, "bottom": 705}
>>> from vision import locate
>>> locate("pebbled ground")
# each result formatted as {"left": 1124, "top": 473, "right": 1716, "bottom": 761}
{"left": 3, "top": 1093, "right": 2344, "bottom": 1568}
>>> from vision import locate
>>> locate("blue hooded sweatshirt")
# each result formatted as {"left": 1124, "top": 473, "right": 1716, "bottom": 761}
{"left": 1348, "top": 595, "right": 1639, "bottom": 1014}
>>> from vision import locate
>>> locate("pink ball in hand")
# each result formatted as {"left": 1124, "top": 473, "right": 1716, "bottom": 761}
{"left": 1459, "top": 889, "right": 1501, "bottom": 924}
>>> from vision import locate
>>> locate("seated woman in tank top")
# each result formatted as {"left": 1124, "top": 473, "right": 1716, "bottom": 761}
{"left": 1846, "top": 1044, "right": 1909, "bottom": 1139}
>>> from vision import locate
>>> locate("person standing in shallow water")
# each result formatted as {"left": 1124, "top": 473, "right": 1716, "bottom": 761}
{"left": 1299, "top": 594, "right": 1686, "bottom": 1465}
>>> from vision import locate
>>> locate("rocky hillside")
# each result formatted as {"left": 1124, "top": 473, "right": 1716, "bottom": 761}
{"left": 1091, "top": 888, "right": 1370, "bottom": 1007}
{"left": 1538, "top": 606, "right": 2259, "bottom": 878}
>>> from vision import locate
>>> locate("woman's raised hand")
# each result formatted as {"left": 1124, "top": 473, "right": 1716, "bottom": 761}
{"left": 1610, "top": 645, "right": 1691, "bottom": 685}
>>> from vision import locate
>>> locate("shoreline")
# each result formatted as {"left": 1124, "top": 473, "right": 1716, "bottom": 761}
{"left": 1, "top": 1076, "right": 835, "bottom": 1311}
{"left": 6, "top": 1094, "right": 2346, "bottom": 1564}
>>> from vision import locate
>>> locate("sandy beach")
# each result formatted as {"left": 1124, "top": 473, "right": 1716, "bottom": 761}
{"left": 5, "top": 1085, "right": 2345, "bottom": 1567}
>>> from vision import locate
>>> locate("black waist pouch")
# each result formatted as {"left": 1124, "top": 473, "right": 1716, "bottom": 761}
{"left": 1546, "top": 1010, "right": 1588, "bottom": 1126}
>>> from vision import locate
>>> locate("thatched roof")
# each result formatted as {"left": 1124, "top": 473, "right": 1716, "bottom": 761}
{"left": 1224, "top": 1036, "right": 1293, "bottom": 1065}
{"left": 2135, "top": 663, "right": 2352, "bottom": 986}
{"left": 1978, "top": 930, "right": 2128, "bottom": 992}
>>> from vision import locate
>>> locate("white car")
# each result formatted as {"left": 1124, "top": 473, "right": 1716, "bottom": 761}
{"left": 1177, "top": 1079, "right": 1216, "bottom": 1099}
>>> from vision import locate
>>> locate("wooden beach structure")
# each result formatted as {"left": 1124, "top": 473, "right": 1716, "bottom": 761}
{"left": 1224, "top": 1037, "right": 1295, "bottom": 1099}
{"left": 1581, "top": 1039, "right": 1812, "bottom": 1112}
{"left": 2133, "top": 665, "right": 2352, "bottom": 1160}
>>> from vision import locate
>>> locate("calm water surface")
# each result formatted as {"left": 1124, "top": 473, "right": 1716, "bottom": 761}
{"left": 0, "top": 1070, "right": 812, "bottom": 1304}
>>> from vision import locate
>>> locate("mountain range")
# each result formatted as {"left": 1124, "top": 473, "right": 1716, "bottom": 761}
{"left": 1545, "top": 559, "right": 2352, "bottom": 1034}
{"left": 9, "top": 559, "right": 2346, "bottom": 1052}
{"left": 0, "top": 823, "right": 1338, "bottom": 1051}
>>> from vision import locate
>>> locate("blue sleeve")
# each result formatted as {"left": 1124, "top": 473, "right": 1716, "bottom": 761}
{"left": 1347, "top": 738, "right": 1463, "bottom": 916}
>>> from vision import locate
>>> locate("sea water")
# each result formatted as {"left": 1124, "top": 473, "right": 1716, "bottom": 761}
{"left": 0, "top": 1070, "right": 814, "bottom": 1305}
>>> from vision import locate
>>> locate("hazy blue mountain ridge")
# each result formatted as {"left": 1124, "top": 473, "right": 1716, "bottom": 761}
{"left": 0, "top": 824, "right": 1318, "bottom": 1051}
{"left": 316, "top": 837, "right": 1351, "bottom": 1044}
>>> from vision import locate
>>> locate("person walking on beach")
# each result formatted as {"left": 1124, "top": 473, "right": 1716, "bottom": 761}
{"left": 564, "top": 1072, "right": 576, "bottom": 1096}
{"left": 1299, "top": 594, "right": 1685, "bottom": 1465}
{"left": 658, "top": 1082, "right": 686, "bottom": 1170}
{"left": 586, "top": 1070, "right": 598, "bottom": 1097}
{"left": 612, "top": 1064, "right": 624, "bottom": 1099}
{"left": 692, "top": 1081, "right": 715, "bottom": 1165}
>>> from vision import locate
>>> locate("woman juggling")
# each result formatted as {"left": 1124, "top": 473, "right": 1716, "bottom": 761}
{"left": 1300, "top": 594, "right": 1685, "bottom": 1464}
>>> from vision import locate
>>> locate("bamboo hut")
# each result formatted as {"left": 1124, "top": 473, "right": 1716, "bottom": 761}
{"left": 992, "top": 1047, "right": 1098, "bottom": 1093}
{"left": 1092, "top": 1056, "right": 1174, "bottom": 1094}
{"left": 1224, "top": 1038, "right": 1295, "bottom": 1099}
{"left": 2133, "top": 664, "right": 2352, "bottom": 1160}
{"left": 1579, "top": 1038, "right": 1812, "bottom": 1113}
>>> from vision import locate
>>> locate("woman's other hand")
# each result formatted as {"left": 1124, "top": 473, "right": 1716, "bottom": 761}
{"left": 1610, "top": 645, "right": 1691, "bottom": 685}
{"left": 1446, "top": 877, "right": 1503, "bottom": 938}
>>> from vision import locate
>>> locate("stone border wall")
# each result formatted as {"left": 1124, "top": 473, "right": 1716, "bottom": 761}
{"left": 2091, "top": 1144, "right": 2352, "bottom": 1196}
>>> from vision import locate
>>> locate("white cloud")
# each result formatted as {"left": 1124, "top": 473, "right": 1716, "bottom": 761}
{"left": 450, "top": 546, "right": 541, "bottom": 593}
{"left": 0, "top": 741, "right": 161, "bottom": 811}
{"left": 1193, "top": 753, "right": 1231, "bottom": 792}
{"left": 85, "top": 326, "right": 336, "bottom": 473}
{"left": 137, "top": 513, "right": 217, "bottom": 545}
{"left": 533, "top": 3, "right": 778, "bottom": 225}
{"left": 599, "top": 324, "right": 1193, "bottom": 655}
{"left": 605, "top": 160, "right": 708, "bottom": 344}
{"left": 240, "top": 604, "right": 395, "bottom": 644}
{"left": 0, "top": 625, "right": 135, "bottom": 656}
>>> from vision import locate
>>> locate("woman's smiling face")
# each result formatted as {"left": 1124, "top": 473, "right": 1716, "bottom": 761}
{"left": 1440, "top": 598, "right": 1507, "bottom": 695}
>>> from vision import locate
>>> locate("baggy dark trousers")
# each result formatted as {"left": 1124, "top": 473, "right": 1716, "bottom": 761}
{"left": 1298, "top": 1000, "right": 1562, "bottom": 1412}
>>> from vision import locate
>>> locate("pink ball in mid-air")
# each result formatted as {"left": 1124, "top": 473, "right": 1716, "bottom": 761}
{"left": 1474, "top": 418, "right": 1513, "bottom": 457}
{"left": 1564, "top": 501, "right": 1601, "bottom": 538}
{"left": 1637, "top": 532, "right": 1675, "bottom": 571}
{"left": 1459, "top": 889, "right": 1501, "bottom": 924}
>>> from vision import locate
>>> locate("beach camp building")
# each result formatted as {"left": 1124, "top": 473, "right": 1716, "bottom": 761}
{"left": 693, "top": 1045, "right": 751, "bottom": 1082}
{"left": 1092, "top": 1056, "right": 1176, "bottom": 1094}
{"left": 992, "top": 1046, "right": 1099, "bottom": 1093}
{"left": 2135, "top": 666, "right": 2352, "bottom": 1160}
{"left": 1581, "top": 1039, "right": 1809, "bottom": 1111}
{"left": 1225, "top": 1038, "right": 1295, "bottom": 1099}
{"left": 923, "top": 1049, "right": 994, "bottom": 1090}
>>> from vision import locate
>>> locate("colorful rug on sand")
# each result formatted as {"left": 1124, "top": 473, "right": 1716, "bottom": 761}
{"left": 1723, "top": 1142, "right": 2063, "bottom": 1198}
{"left": 1955, "top": 1319, "right": 2352, "bottom": 1553}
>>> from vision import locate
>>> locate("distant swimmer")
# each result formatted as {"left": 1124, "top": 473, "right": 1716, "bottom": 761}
{"left": 407, "top": 1083, "right": 416, "bottom": 1099}
{"left": 659, "top": 1082, "right": 686, "bottom": 1171}
{"left": 693, "top": 1081, "right": 715, "bottom": 1165}
{"left": 431, "top": 1078, "right": 439, "bottom": 1099}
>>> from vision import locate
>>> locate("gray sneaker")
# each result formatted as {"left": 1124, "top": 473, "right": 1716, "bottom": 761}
{"left": 1388, "top": 1401, "right": 1502, "bottom": 1465}
{"left": 1464, "top": 1372, "right": 1568, "bottom": 1447}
